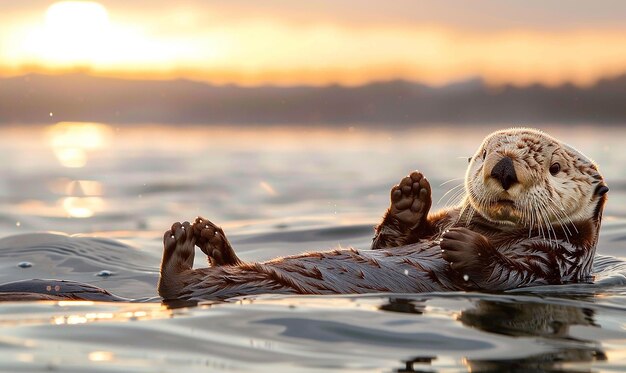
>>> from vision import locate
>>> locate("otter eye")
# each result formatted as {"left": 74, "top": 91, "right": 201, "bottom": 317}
{"left": 549, "top": 162, "right": 561, "bottom": 175}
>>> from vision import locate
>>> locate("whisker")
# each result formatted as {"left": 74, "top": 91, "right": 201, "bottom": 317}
{"left": 552, "top": 197, "right": 579, "bottom": 234}
{"left": 440, "top": 177, "right": 464, "bottom": 186}
{"left": 546, "top": 194, "right": 576, "bottom": 239}
{"left": 445, "top": 188, "right": 467, "bottom": 208}
{"left": 537, "top": 200, "right": 551, "bottom": 243}
{"left": 437, "top": 182, "right": 464, "bottom": 206}
{"left": 539, "top": 203, "right": 556, "bottom": 245}
{"left": 535, "top": 203, "right": 546, "bottom": 242}
{"left": 456, "top": 195, "right": 475, "bottom": 227}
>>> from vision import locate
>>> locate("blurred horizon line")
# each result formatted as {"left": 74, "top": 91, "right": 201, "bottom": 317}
{"left": 2, "top": 68, "right": 626, "bottom": 89}
{"left": 1, "top": 71, "right": 625, "bottom": 126}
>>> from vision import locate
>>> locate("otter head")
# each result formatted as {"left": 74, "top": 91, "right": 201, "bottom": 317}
{"left": 465, "top": 128, "right": 608, "bottom": 230}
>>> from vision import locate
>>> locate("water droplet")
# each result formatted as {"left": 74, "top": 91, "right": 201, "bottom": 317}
{"left": 463, "top": 274, "right": 469, "bottom": 281}
{"left": 15, "top": 221, "right": 21, "bottom": 227}
{"left": 17, "top": 261, "right": 32, "bottom": 268}
{"left": 49, "top": 112, "right": 53, "bottom": 117}
{"left": 96, "top": 270, "right": 114, "bottom": 277}
{"left": 403, "top": 269, "right": 409, "bottom": 276}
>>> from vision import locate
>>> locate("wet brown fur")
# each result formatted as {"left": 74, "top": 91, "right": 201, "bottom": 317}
{"left": 158, "top": 128, "right": 608, "bottom": 301}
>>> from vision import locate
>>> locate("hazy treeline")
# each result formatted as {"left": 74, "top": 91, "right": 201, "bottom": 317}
{"left": 1, "top": 73, "right": 625, "bottom": 125}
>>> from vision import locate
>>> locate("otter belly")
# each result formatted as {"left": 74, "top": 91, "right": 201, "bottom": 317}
{"left": 181, "top": 242, "right": 457, "bottom": 301}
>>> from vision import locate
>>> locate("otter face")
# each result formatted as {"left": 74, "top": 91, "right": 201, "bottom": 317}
{"left": 465, "top": 128, "right": 608, "bottom": 229}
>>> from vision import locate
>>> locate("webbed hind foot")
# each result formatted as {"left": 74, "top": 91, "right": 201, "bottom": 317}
{"left": 193, "top": 216, "right": 243, "bottom": 266}
{"left": 158, "top": 221, "right": 196, "bottom": 299}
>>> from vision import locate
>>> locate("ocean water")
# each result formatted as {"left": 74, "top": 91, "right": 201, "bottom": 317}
{"left": 0, "top": 123, "right": 625, "bottom": 372}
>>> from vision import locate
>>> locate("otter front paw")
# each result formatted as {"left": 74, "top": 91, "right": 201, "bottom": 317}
{"left": 390, "top": 171, "right": 432, "bottom": 229}
{"left": 192, "top": 216, "right": 243, "bottom": 266}
{"left": 372, "top": 171, "right": 433, "bottom": 249}
{"left": 440, "top": 227, "right": 493, "bottom": 286}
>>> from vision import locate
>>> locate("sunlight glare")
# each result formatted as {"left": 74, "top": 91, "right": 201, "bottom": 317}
{"left": 2, "top": 3, "right": 625, "bottom": 86}
{"left": 46, "top": 2, "right": 109, "bottom": 32}
{"left": 13, "top": 1, "right": 197, "bottom": 71}
{"left": 47, "top": 122, "right": 112, "bottom": 168}
{"left": 88, "top": 351, "right": 114, "bottom": 362}
{"left": 62, "top": 196, "right": 104, "bottom": 218}
{"left": 40, "top": 1, "right": 111, "bottom": 64}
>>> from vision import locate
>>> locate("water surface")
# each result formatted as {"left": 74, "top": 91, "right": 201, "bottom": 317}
{"left": 0, "top": 123, "right": 625, "bottom": 372}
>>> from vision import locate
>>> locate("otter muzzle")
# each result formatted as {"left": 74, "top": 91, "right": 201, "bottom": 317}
{"left": 490, "top": 156, "right": 518, "bottom": 191}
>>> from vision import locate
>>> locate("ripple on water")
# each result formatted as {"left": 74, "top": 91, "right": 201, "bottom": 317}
{"left": 0, "top": 227, "right": 625, "bottom": 371}
{"left": 0, "top": 294, "right": 622, "bottom": 372}
{"left": 0, "top": 233, "right": 160, "bottom": 299}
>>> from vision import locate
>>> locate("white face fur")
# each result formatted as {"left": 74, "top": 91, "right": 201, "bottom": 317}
{"left": 464, "top": 128, "right": 607, "bottom": 230}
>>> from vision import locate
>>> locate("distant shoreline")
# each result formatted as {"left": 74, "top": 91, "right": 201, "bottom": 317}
{"left": 1, "top": 73, "right": 625, "bottom": 125}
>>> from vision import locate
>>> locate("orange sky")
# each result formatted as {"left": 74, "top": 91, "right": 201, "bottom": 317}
{"left": 1, "top": 1, "right": 626, "bottom": 86}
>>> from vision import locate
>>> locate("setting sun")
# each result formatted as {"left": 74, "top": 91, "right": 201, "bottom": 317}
{"left": 12, "top": 1, "right": 191, "bottom": 72}
{"left": 30, "top": 1, "right": 110, "bottom": 65}
{"left": 46, "top": 1, "right": 110, "bottom": 35}
{"left": 1, "top": 2, "right": 626, "bottom": 86}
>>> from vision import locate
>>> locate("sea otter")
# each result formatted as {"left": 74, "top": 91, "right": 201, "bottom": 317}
{"left": 158, "top": 128, "right": 609, "bottom": 301}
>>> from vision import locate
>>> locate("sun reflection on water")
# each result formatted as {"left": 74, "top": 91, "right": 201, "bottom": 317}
{"left": 88, "top": 351, "right": 114, "bottom": 362}
{"left": 49, "top": 303, "right": 170, "bottom": 326}
{"left": 46, "top": 122, "right": 111, "bottom": 218}
{"left": 62, "top": 196, "right": 104, "bottom": 218}
{"left": 47, "top": 122, "right": 112, "bottom": 168}
{"left": 61, "top": 180, "right": 105, "bottom": 217}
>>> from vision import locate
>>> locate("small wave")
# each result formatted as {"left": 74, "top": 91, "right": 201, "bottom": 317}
{"left": 0, "top": 233, "right": 159, "bottom": 298}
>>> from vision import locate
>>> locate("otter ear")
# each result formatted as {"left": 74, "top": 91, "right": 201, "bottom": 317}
{"left": 468, "top": 157, "right": 472, "bottom": 163}
{"left": 595, "top": 184, "right": 609, "bottom": 196}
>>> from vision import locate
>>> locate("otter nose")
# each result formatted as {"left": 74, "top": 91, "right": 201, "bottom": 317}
{"left": 490, "top": 156, "right": 518, "bottom": 190}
